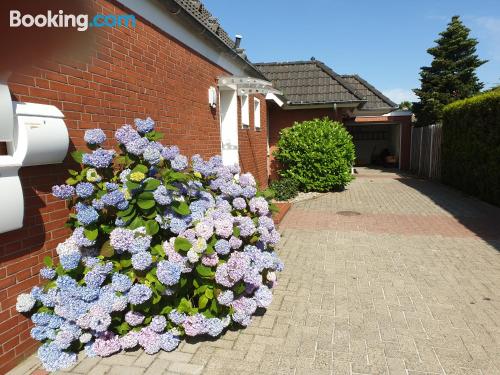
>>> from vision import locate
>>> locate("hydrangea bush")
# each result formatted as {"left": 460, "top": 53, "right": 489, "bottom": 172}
{"left": 16, "top": 118, "right": 283, "bottom": 372}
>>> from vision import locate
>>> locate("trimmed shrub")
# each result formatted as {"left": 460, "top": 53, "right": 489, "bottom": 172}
{"left": 442, "top": 89, "right": 500, "bottom": 206}
{"left": 15, "top": 118, "right": 283, "bottom": 372}
{"left": 275, "top": 118, "right": 355, "bottom": 192}
{"left": 269, "top": 178, "right": 299, "bottom": 201}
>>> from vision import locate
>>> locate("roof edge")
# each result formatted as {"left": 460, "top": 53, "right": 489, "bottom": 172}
{"left": 342, "top": 74, "right": 398, "bottom": 108}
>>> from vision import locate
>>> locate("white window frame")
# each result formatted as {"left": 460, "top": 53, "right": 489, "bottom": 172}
{"left": 253, "top": 97, "right": 261, "bottom": 131}
{"left": 241, "top": 94, "right": 249, "bottom": 128}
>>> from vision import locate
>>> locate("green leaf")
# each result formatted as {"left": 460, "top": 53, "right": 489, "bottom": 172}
{"left": 174, "top": 237, "right": 192, "bottom": 252}
{"left": 151, "top": 244, "right": 165, "bottom": 257}
{"left": 137, "top": 199, "right": 155, "bottom": 210}
{"left": 71, "top": 150, "right": 84, "bottom": 164}
{"left": 129, "top": 217, "right": 145, "bottom": 230}
{"left": 234, "top": 282, "right": 246, "bottom": 295}
{"left": 138, "top": 192, "right": 154, "bottom": 200}
{"left": 100, "top": 224, "right": 114, "bottom": 234}
{"left": 196, "top": 264, "right": 214, "bottom": 278}
{"left": 126, "top": 181, "right": 141, "bottom": 191}
{"left": 210, "top": 298, "right": 218, "bottom": 314}
{"left": 43, "top": 256, "right": 53, "bottom": 268}
{"left": 84, "top": 228, "right": 99, "bottom": 241}
{"left": 65, "top": 177, "right": 78, "bottom": 185}
{"left": 120, "top": 259, "right": 132, "bottom": 268}
{"left": 198, "top": 295, "right": 208, "bottom": 309}
{"left": 233, "top": 227, "right": 241, "bottom": 237}
{"left": 160, "top": 305, "right": 173, "bottom": 315}
{"left": 172, "top": 201, "right": 190, "bottom": 216}
{"left": 144, "top": 179, "right": 161, "bottom": 191}
{"left": 205, "top": 288, "right": 214, "bottom": 299}
{"left": 100, "top": 241, "right": 114, "bottom": 258}
{"left": 68, "top": 169, "right": 79, "bottom": 176}
{"left": 117, "top": 205, "right": 135, "bottom": 217}
{"left": 132, "top": 164, "right": 149, "bottom": 174}
{"left": 145, "top": 220, "right": 159, "bottom": 236}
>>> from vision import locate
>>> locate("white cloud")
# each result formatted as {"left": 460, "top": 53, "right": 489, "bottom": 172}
{"left": 473, "top": 16, "right": 500, "bottom": 61}
{"left": 382, "top": 88, "right": 418, "bottom": 104}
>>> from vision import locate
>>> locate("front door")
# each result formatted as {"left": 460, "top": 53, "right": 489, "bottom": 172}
{"left": 218, "top": 89, "right": 239, "bottom": 166}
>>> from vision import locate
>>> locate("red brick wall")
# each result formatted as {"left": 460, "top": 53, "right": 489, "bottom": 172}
{"left": 0, "top": 0, "right": 267, "bottom": 372}
{"left": 268, "top": 105, "right": 342, "bottom": 179}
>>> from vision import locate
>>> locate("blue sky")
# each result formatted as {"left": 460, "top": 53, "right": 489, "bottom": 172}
{"left": 203, "top": 0, "right": 500, "bottom": 103}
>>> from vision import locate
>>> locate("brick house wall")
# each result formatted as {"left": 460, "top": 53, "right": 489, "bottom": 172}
{"left": 0, "top": 0, "right": 267, "bottom": 372}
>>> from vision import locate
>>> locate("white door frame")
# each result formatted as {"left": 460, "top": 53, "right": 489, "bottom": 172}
{"left": 218, "top": 87, "right": 239, "bottom": 166}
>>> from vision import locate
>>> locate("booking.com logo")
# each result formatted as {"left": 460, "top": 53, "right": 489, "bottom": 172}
{"left": 9, "top": 10, "right": 136, "bottom": 31}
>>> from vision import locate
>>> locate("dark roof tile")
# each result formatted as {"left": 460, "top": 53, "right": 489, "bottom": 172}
{"left": 341, "top": 74, "right": 397, "bottom": 110}
{"left": 255, "top": 61, "right": 365, "bottom": 105}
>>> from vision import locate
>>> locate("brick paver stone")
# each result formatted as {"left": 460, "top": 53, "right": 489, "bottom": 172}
{"left": 8, "top": 168, "right": 500, "bottom": 375}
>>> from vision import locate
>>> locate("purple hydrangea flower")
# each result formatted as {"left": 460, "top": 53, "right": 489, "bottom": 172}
{"left": 235, "top": 216, "right": 256, "bottom": 237}
{"left": 52, "top": 184, "right": 75, "bottom": 199}
{"left": 228, "top": 236, "right": 242, "bottom": 249}
{"left": 92, "top": 333, "right": 121, "bottom": 357}
{"left": 232, "top": 197, "right": 246, "bottom": 210}
{"left": 135, "top": 117, "right": 155, "bottom": 134}
{"left": 82, "top": 149, "right": 115, "bottom": 169}
{"left": 217, "top": 290, "right": 234, "bottom": 306}
{"left": 249, "top": 197, "right": 269, "bottom": 216}
{"left": 168, "top": 309, "right": 186, "bottom": 325}
{"left": 201, "top": 253, "right": 219, "bottom": 266}
{"left": 115, "top": 124, "right": 140, "bottom": 145}
{"left": 120, "top": 331, "right": 139, "bottom": 349}
{"left": 125, "top": 311, "right": 145, "bottom": 326}
{"left": 242, "top": 186, "right": 257, "bottom": 199}
{"left": 161, "top": 145, "right": 179, "bottom": 160}
{"left": 128, "top": 284, "right": 152, "bottom": 305}
{"left": 138, "top": 327, "right": 162, "bottom": 354}
{"left": 125, "top": 137, "right": 149, "bottom": 156}
{"left": 182, "top": 314, "right": 207, "bottom": 336}
{"left": 157, "top": 261, "right": 182, "bottom": 286}
{"left": 84, "top": 129, "right": 106, "bottom": 145}
{"left": 254, "top": 285, "right": 273, "bottom": 308}
{"left": 150, "top": 315, "right": 167, "bottom": 333}
{"left": 214, "top": 218, "right": 233, "bottom": 238}
{"left": 238, "top": 173, "right": 256, "bottom": 187}
{"left": 109, "top": 228, "right": 135, "bottom": 252}
{"left": 171, "top": 154, "right": 188, "bottom": 171}
{"left": 227, "top": 252, "right": 251, "bottom": 281}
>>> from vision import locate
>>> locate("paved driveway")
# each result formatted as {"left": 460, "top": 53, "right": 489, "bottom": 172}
{"left": 10, "top": 168, "right": 500, "bottom": 375}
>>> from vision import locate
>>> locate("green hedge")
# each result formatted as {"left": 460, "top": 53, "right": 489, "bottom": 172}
{"left": 274, "top": 118, "right": 355, "bottom": 192}
{"left": 441, "top": 89, "right": 500, "bottom": 206}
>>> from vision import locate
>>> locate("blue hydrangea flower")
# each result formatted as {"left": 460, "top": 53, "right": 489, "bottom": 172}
{"left": 126, "top": 137, "right": 149, "bottom": 156}
{"left": 153, "top": 185, "right": 172, "bottom": 205}
{"left": 143, "top": 146, "right": 161, "bottom": 165}
{"left": 160, "top": 331, "right": 180, "bottom": 351}
{"left": 128, "top": 284, "right": 152, "bottom": 305}
{"left": 60, "top": 252, "right": 81, "bottom": 271}
{"left": 170, "top": 217, "right": 188, "bottom": 234}
{"left": 131, "top": 251, "right": 152, "bottom": 271}
{"left": 161, "top": 145, "right": 179, "bottom": 160}
{"left": 150, "top": 315, "right": 167, "bottom": 333}
{"left": 157, "top": 261, "right": 182, "bottom": 286}
{"left": 130, "top": 235, "right": 152, "bottom": 254}
{"left": 115, "top": 124, "right": 140, "bottom": 145}
{"left": 71, "top": 227, "right": 96, "bottom": 247}
{"left": 105, "top": 182, "right": 119, "bottom": 191}
{"left": 82, "top": 148, "right": 115, "bottom": 169}
{"left": 168, "top": 309, "right": 187, "bottom": 325}
{"left": 171, "top": 154, "right": 188, "bottom": 171}
{"left": 215, "top": 239, "right": 231, "bottom": 255}
{"left": 52, "top": 184, "right": 75, "bottom": 199}
{"left": 84, "top": 129, "right": 106, "bottom": 145}
{"left": 40, "top": 267, "right": 56, "bottom": 280}
{"left": 37, "top": 342, "right": 77, "bottom": 372}
{"left": 111, "top": 273, "right": 132, "bottom": 292}
{"left": 232, "top": 197, "right": 246, "bottom": 210}
{"left": 76, "top": 203, "right": 99, "bottom": 225}
{"left": 135, "top": 117, "right": 155, "bottom": 134}
{"left": 101, "top": 189, "right": 127, "bottom": 207}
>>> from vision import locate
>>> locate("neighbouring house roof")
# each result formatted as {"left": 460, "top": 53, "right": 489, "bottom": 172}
{"left": 254, "top": 60, "right": 366, "bottom": 106}
{"left": 341, "top": 75, "right": 397, "bottom": 111}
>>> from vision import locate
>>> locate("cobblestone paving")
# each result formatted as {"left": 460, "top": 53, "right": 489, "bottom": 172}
{"left": 10, "top": 168, "right": 500, "bottom": 375}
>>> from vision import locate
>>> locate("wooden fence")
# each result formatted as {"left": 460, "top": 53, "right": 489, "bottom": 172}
{"left": 410, "top": 123, "right": 442, "bottom": 179}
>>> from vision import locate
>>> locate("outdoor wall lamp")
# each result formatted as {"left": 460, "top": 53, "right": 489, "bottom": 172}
{"left": 0, "top": 81, "right": 69, "bottom": 234}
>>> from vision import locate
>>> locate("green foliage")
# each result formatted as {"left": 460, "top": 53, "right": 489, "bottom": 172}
{"left": 269, "top": 178, "right": 299, "bottom": 201}
{"left": 441, "top": 89, "right": 500, "bottom": 205}
{"left": 413, "top": 16, "right": 487, "bottom": 126}
{"left": 274, "top": 118, "right": 355, "bottom": 192}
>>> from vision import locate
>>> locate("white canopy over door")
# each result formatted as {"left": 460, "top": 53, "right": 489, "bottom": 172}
{"left": 217, "top": 76, "right": 281, "bottom": 166}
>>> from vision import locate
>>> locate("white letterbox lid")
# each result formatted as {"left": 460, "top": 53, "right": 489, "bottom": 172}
{"left": 15, "top": 102, "right": 64, "bottom": 118}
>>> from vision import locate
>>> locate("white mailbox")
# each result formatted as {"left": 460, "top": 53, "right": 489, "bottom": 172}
{"left": 0, "top": 84, "right": 69, "bottom": 234}
{"left": 9, "top": 102, "right": 69, "bottom": 166}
